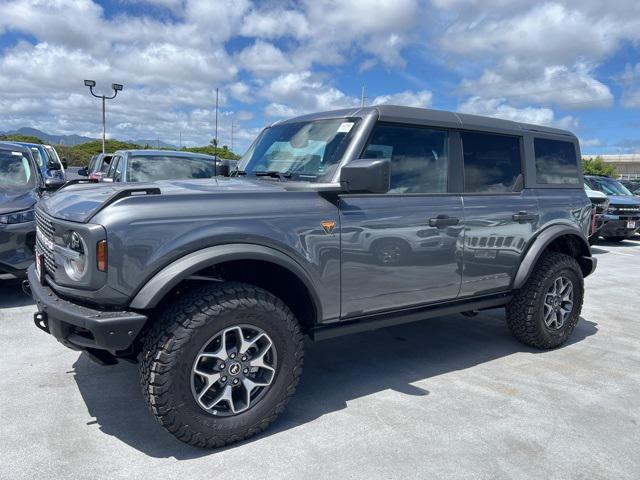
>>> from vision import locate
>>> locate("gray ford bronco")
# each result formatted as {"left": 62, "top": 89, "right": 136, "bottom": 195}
{"left": 25, "top": 106, "right": 596, "bottom": 448}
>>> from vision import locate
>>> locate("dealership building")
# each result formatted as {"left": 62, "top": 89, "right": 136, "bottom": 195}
{"left": 589, "top": 154, "right": 640, "bottom": 179}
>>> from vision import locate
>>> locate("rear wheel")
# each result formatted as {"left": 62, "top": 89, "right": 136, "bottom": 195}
{"left": 139, "top": 282, "right": 304, "bottom": 448}
{"left": 506, "top": 252, "right": 583, "bottom": 349}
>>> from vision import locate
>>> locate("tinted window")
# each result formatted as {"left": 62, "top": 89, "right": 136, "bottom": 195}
{"left": 0, "top": 149, "right": 35, "bottom": 188}
{"left": 363, "top": 124, "right": 448, "bottom": 193}
{"left": 100, "top": 156, "right": 113, "bottom": 173}
{"left": 534, "top": 138, "right": 579, "bottom": 185}
{"left": 127, "top": 155, "right": 217, "bottom": 182}
{"left": 462, "top": 132, "right": 521, "bottom": 193}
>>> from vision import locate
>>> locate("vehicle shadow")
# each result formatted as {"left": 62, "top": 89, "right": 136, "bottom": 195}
{"left": 71, "top": 309, "right": 598, "bottom": 459}
{"left": 0, "top": 279, "right": 34, "bottom": 308}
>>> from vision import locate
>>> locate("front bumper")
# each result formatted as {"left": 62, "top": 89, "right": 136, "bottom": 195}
{"left": 600, "top": 217, "right": 640, "bottom": 238}
{"left": 26, "top": 265, "right": 147, "bottom": 352}
{"left": 0, "top": 220, "right": 36, "bottom": 277}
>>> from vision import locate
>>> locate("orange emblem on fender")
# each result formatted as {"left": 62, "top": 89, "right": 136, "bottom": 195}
{"left": 321, "top": 220, "right": 336, "bottom": 234}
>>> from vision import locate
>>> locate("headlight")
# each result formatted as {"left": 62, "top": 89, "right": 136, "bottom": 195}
{"left": 0, "top": 209, "right": 35, "bottom": 224}
{"left": 62, "top": 231, "right": 88, "bottom": 280}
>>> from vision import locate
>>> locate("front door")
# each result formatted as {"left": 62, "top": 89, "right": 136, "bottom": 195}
{"left": 339, "top": 123, "right": 464, "bottom": 318}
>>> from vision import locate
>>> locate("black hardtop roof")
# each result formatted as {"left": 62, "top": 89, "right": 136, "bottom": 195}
{"left": 276, "top": 105, "right": 576, "bottom": 138}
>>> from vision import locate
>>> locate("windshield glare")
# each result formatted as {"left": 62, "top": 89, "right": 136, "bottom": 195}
{"left": 589, "top": 177, "right": 633, "bottom": 195}
{"left": 240, "top": 118, "right": 359, "bottom": 181}
{"left": 0, "top": 150, "right": 34, "bottom": 188}
{"left": 128, "top": 155, "right": 218, "bottom": 182}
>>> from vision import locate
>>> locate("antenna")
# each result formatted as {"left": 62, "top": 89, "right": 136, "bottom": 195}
{"left": 360, "top": 86, "right": 367, "bottom": 107}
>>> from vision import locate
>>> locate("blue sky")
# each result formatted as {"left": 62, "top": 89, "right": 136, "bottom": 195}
{"left": 0, "top": 0, "right": 639, "bottom": 154}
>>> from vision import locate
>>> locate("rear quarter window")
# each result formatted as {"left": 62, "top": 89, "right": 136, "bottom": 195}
{"left": 534, "top": 138, "right": 579, "bottom": 185}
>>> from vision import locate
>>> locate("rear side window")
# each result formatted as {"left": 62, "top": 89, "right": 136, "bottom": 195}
{"left": 462, "top": 132, "right": 521, "bottom": 193}
{"left": 363, "top": 123, "right": 448, "bottom": 194}
{"left": 534, "top": 138, "right": 579, "bottom": 185}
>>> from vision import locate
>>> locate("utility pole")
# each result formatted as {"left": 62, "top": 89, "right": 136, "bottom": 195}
{"left": 360, "top": 85, "right": 367, "bottom": 107}
{"left": 84, "top": 80, "right": 124, "bottom": 154}
{"left": 179, "top": 131, "right": 182, "bottom": 149}
{"left": 231, "top": 119, "right": 235, "bottom": 153}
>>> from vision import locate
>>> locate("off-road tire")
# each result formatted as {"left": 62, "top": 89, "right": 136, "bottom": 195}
{"left": 506, "top": 252, "right": 583, "bottom": 349}
{"left": 603, "top": 236, "right": 625, "bottom": 243}
{"left": 139, "top": 282, "right": 304, "bottom": 448}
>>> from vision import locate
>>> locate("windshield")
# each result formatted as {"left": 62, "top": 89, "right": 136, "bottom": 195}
{"left": 127, "top": 155, "right": 218, "bottom": 182}
{"left": 240, "top": 118, "right": 360, "bottom": 182}
{"left": 0, "top": 150, "right": 35, "bottom": 188}
{"left": 588, "top": 177, "right": 633, "bottom": 195}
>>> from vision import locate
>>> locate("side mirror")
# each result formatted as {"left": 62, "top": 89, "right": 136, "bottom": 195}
{"left": 48, "top": 161, "right": 61, "bottom": 171}
{"left": 340, "top": 158, "right": 390, "bottom": 194}
{"left": 43, "top": 177, "right": 65, "bottom": 191}
{"left": 61, "top": 158, "right": 68, "bottom": 168}
{"left": 215, "top": 163, "right": 230, "bottom": 177}
{"left": 78, "top": 167, "right": 88, "bottom": 176}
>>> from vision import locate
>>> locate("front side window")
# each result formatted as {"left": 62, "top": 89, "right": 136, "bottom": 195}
{"left": 100, "top": 156, "right": 113, "bottom": 173}
{"left": 362, "top": 123, "right": 448, "bottom": 194}
{"left": 534, "top": 138, "right": 579, "bottom": 185}
{"left": 462, "top": 132, "right": 521, "bottom": 193}
{"left": 240, "top": 118, "right": 359, "bottom": 182}
{"left": 127, "top": 155, "right": 217, "bottom": 182}
{"left": 0, "top": 150, "right": 34, "bottom": 188}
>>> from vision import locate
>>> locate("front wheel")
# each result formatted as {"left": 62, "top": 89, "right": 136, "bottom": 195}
{"left": 506, "top": 252, "right": 584, "bottom": 349}
{"left": 139, "top": 282, "right": 304, "bottom": 448}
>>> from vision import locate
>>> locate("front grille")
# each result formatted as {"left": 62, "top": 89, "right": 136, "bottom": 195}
{"left": 609, "top": 205, "right": 640, "bottom": 216}
{"left": 35, "top": 208, "right": 57, "bottom": 275}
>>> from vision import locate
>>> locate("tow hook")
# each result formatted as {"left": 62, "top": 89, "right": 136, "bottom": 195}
{"left": 34, "top": 311, "right": 50, "bottom": 333}
{"left": 22, "top": 279, "right": 31, "bottom": 297}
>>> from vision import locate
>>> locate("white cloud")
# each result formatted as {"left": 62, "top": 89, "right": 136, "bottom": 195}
{"left": 461, "top": 63, "right": 613, "bottom": 109}
{"left": 237, "top": 41, "right": 294, "bottom": 76}
{"left": 620, "top": 63, "right": 640, "bottom": 108}
{"left": 372, "top": 90, "right": 433, "bottom": 108}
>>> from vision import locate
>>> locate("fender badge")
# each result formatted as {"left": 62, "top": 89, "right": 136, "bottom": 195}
{"left": 321, "top": 220, "right": 336, "bottom": 234}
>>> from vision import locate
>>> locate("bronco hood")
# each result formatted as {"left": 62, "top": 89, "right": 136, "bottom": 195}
{"left": 606, "top": 194, "right": 640, "bottom": 207}
{"left": 37, "top": 178, "right": 289, "bottom": 223}
{"left": 0, "top": 187, "right": 38, "bottom": 215}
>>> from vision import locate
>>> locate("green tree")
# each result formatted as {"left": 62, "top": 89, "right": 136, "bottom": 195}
{"left": 582, "top": 156, "right": 618, "bottom": 177}
{"left": 0, "top": 133, "right": 44, "bottom": 144}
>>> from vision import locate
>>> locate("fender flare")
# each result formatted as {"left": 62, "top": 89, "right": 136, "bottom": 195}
{"left": 129, "top": 243, "right": 322, "bottom": 318}
{"left": 512, "top": 225, "right": 596, "bottom": 290}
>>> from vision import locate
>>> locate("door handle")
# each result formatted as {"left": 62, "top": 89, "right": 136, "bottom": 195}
{"left": 429, "top": 215, "right": 460, "bottom": 228}
{"left": 512, "top": 211, "right": 539, "bottom": 223}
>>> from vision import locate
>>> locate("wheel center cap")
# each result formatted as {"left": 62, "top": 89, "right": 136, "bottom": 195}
{"left": 228, "top": 362, "right": 241, "bottom": 375}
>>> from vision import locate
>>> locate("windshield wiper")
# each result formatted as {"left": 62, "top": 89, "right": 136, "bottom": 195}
{"left": 253, "top": 171, "right": 292, "bottom": 181}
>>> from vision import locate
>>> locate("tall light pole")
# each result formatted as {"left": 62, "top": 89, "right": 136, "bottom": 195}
{"left": 84, "top": 80, "right": 124, "bottom": 154}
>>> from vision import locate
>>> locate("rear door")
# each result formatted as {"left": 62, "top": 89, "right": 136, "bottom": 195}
{"left": 339, "top": 122, "right": 464, "bottom": 318}
{"left": 459, "top": 131, "right": 539, "bottom": 296}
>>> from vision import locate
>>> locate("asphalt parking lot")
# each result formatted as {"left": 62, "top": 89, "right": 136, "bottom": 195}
{"left": 1, "top": 239, "right": 639, "bottom": 480}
